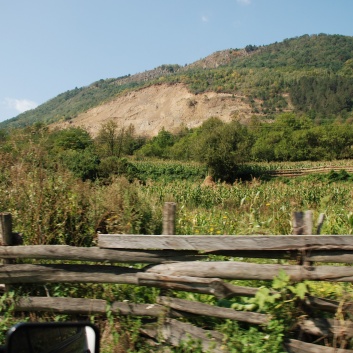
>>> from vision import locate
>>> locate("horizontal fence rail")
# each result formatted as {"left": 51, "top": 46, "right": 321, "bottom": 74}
{"left": 1, "top": 211, "right": 353, "bottom": 352}
{"left": 269, "top": 166, "right": 353, "bottom": 177}
{"left": 98, "top": 234, "right": 353, "bottom": 251}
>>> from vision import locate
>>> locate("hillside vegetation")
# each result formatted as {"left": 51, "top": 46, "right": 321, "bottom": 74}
{"left": 1, "top": 33, "right": 353, "bottom": 130}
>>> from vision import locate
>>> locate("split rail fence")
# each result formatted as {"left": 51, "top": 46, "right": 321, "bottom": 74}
{"left": 269, "top": 166, "right": 353, "bottom": 177}
{"left": 1, "top": 206, "right": 353, "bottom": 353}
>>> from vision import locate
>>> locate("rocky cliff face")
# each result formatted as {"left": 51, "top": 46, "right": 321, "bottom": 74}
{"left": 53, "top": 83, "right": 255, "bottom": 137}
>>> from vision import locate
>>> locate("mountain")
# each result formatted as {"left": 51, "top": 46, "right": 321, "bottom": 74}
{"left": 2, "top": 33, "right": 353, "bottom": 136}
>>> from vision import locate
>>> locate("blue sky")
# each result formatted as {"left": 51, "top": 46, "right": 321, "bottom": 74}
{"left": 1, "top": 0, "right": 353, "bottom": 122}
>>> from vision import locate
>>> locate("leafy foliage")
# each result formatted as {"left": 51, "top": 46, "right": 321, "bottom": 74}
{"left": 136, "top": 128, "right": 175, "bottom": 159}
{"left": 191, "top": 118, "right": 252, "bottom": 181}
{"left": 290, "top": 76, "right": 353, "bottom": 117}
{"left": 48, "top": 127, "right": 93, "bottom": 151}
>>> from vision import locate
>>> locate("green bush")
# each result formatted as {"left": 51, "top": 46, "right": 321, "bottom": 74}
{"left": 98, "top": 156, "right": 139, "bottom": 181}
{"left": 59, "top": 148, "right": 100, "bottom": 181}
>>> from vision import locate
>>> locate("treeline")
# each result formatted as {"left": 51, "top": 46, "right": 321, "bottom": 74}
{"left": 136, "top": 113, "right": 353, "bottom": 181}
{"left": 2, "top": 113, "right": 353, "bottom": 183}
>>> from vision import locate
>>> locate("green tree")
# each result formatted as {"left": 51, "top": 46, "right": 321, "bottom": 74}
{"left": 95, "top": 120, "right": 124, "bottom": 157}
{"left": 121, "top": 124, "right": 145, "bottom": 155}
{"left": 49, "top": 127, "right": 93, "bottom": 151}
{"left": 136, "top": 128, "right": 175, "bottom": 158}
{"left": 59, "top": 148, "right": 100, "bottom": 181}
{"left": 194, "top": 118, "right": 250, "bottom": 182}
{"left": 169, "top": 128, "right": 197, "bottom": 161}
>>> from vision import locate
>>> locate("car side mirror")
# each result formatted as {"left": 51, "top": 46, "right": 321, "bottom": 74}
{"left": 5, "top": 322, "right": 99, "bottom": 353}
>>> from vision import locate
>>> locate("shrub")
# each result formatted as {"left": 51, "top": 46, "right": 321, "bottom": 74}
{"left": 98, "top": 156, "right": 139, "bottom": 181}
{"left": 59, "top": 148, "right": 100, "bottom": 181}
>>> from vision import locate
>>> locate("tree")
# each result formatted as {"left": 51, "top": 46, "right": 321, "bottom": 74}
{"left": 49, "top": 127, "right": 93, "bottom": 151}
{"left": 121, "top": 124, "right": 145, "bottom": 155}
{"left": 136, "top": 128, "right": 175, "bottom": 158}
{"left": 194, "top": 118, "right": 250, "bottom": 182}
{"left": 59, "top": 148, "right": 100, "bottom": 181}
{"left": 95, "top": 120, "right": 124, "bottom": 158}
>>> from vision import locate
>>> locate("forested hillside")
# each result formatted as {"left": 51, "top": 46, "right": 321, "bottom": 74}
{"left": 1, "top": 33, "right": 353, "bottom": 129}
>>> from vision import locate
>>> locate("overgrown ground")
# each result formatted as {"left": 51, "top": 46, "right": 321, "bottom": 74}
{"left": 1, "top": 156, "right": 353, "bottom": 352}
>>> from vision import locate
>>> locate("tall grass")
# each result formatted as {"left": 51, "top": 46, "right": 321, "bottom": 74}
{"left": 138, "top": 177, "right": 353, "bottom": 235}
{"left": 2, "top": 146, "right": 353, "bottom": 351}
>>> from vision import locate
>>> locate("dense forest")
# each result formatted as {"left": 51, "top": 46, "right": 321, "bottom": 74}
{"left": 1, "top": 33, "right": 353, "bottom": 128}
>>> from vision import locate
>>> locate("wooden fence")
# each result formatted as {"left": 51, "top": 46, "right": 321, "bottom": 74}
{"left": 1, "top": 208, "right": 353, "bottom": 353}
{"left": 269, "top": 166, "right": 353, "bottom": 178}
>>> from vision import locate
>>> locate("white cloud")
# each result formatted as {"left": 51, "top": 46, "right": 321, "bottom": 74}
{"left": 237, "top": 0, "right": 251, "bottom": 4}
{"left": 5, "top": 98, "right": 38, "bottom": 114}
{"left": 201, "top": 15, "right": 209, "bottom": 22}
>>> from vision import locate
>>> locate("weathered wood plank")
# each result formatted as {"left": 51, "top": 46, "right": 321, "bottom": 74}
{"left": 0, "top": 263, "right": 140, "bottom": 284}
{"left": 285, "top": 339, "right": 353, "bottom": 353}
{"left": 3, "top": 245, "right": 353, "bottom": 264}
{"left": 305, "top": 296, "right": 353, "bottom": 314}
{"left": 98, "top": 234, "right": 353, "bottom": 251}
{"left": 298, "top": 318, "right": 353, "bottom": 338}
{"left": 2, "top": 262, "right": 353, "bottom": 283}
{"left": 0, "top": 213, "right": 13, "bottom": 247}
{"left": 14, "top": 297, "right": 166, "bottom": 317}
{"left": 0, "top": 213, "right": 14, "bottom": 292}
{"left": 162, "top": 202, "right": 176, "bottom": 235}
{"left": 292, "top": 211, "right": 313, "bottom": 235}
{"left": 141, "top": 318, "right": 226, "bottom": 353}
{"left": 0, "top": 245, "right": 203, "bottom": 263}
{"left": 306, "top": 251, "right": 353, "bottom": 263}
{"left": 157, "top": 296, "right": 269, "bottom": 325}
{"left": 0, "top": 263, "right": 259, "bottom": 296}
{"left": 146, "top": 261, "right": 353, "bottom": 282}
{"left": 137, "top": 273, "right": 259, "bottom": 298}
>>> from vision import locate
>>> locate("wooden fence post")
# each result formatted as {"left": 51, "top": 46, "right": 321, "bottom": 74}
{"left": 162, "top": 202, "right": 176, "bottom": 236}
{"left": 0, "top": 213, "right": 14, "bottom": 292}
{"left": 292, "top": 210, "right": 325, "bottom": 266}
{"left": 293, "top": 211, "right": 313, "bottom": 266}
{"left": 292, "top": 210, "right": 325, "bottom": 235}
{"left": 0, "top": 213, "right": 13, "bottom": 247}
{"left": 292, "top": 210, "right": 313, "bottom": 235}
{"left": 316, "top": 213, "right": 325, "bottom": 235}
